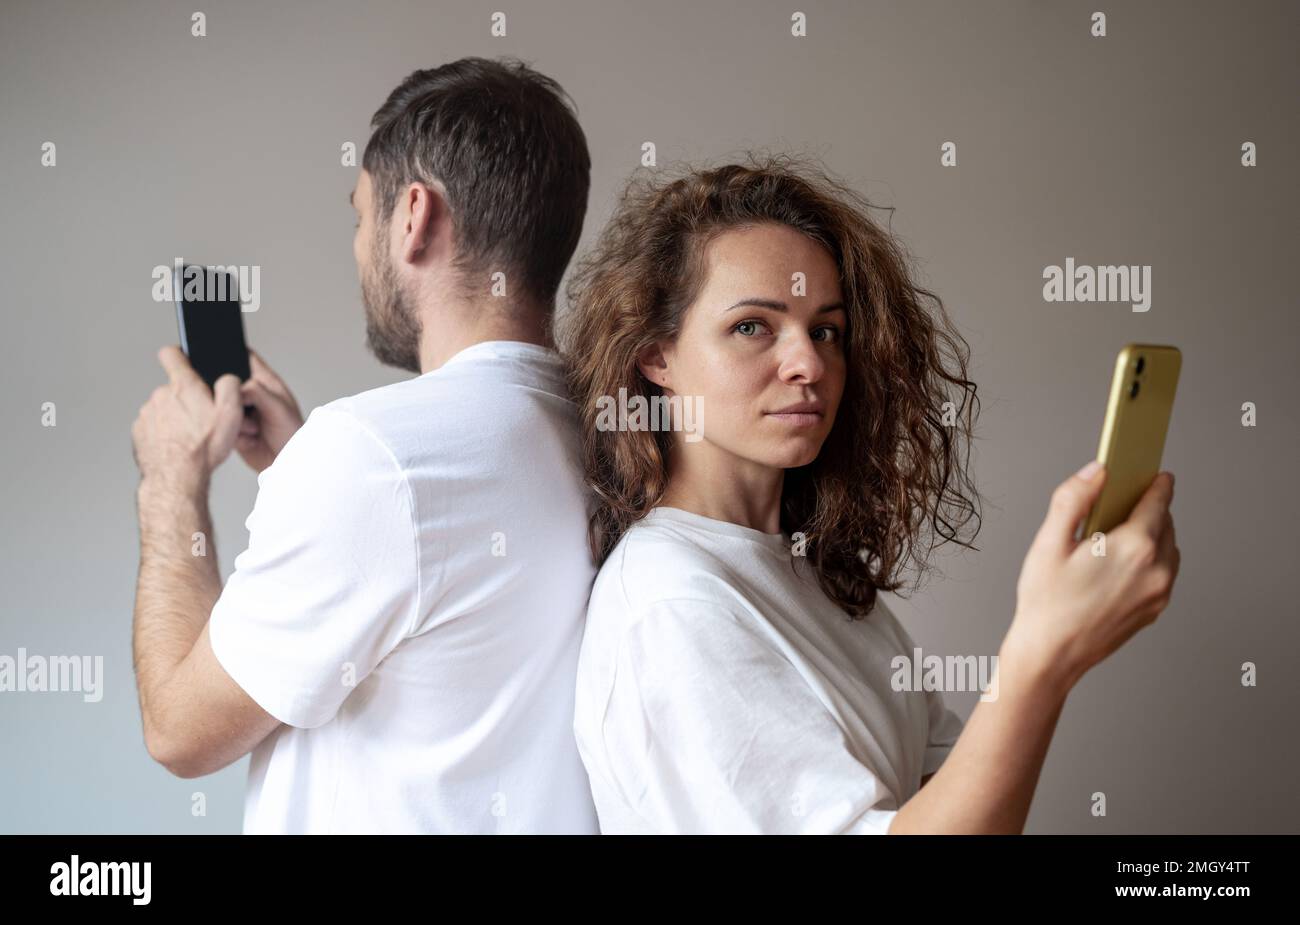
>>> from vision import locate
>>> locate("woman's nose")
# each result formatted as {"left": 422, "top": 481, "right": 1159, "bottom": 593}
{"left": 776, "top": 332, "right": 826, "bottom": 383}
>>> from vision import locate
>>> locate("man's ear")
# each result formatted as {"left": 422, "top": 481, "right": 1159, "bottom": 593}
{"left": 636, "top": 342, "right": 672, "bottom": 392}
{"left": 400, "top": 180, "right": 448, "bottom": 263}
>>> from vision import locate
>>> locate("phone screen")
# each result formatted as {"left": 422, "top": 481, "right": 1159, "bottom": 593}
{"left": 173, "top": 265, "right": 251, "bottom": 391}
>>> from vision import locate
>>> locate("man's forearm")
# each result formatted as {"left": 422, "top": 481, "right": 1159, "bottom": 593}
{"left": 133, "top": 473, "right": 222, "bottom": 744}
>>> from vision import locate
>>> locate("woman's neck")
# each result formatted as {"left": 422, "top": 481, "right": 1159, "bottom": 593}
{"left": 658, "top": 446, "right": 785, "bottom": 534}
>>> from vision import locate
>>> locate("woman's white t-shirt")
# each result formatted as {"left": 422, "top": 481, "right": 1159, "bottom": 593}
{"left": 573, "top": 506, "right": 966, "bottom": 834}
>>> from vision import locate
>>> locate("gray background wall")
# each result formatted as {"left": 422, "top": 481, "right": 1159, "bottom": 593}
{"left": 1, "top": 0, "right": 1295, "bottom": 833}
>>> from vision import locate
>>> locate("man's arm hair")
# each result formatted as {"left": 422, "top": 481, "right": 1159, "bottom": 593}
{"left": 133, "top": 474, "right": 280, "bottom": 777}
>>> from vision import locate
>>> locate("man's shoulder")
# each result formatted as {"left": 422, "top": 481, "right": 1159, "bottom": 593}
{"left": 321, "top": 359, "right": 575, "bottom": 466}
{"left": 244, "top": 405, "right": 413, "bottom": 544}
{"left": 303, "top": 377, "right": 468, "bottom": 476}
{"left": 258, "top": 403, "right": 403, "bottom": 493}
{"left": 321, "top": 374, "right": 451, "bottom": 433}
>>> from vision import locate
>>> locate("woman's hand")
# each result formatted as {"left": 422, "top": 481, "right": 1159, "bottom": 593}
{"left": 235, "top": 349, "right": 305, "bottom": 473}
{"left": 1004, "top": 462, "right": 1181, "bottom": 692}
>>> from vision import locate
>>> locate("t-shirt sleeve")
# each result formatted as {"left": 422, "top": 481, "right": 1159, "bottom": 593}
{"left": 208, "top": 405, "right": 420, "bottom": 729}
{"left": 600, "top": 599, "right": 902, "bottom": 834}
{"left": 921, "top": 686, "right": 966, "bottom": 777}
{"left": 886, "top": 610, "right": 967, "bottom": 778}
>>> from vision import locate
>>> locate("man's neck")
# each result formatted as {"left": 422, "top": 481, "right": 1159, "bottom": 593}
{"left": 417, "top": 307, "right": 554, "bottom": 374}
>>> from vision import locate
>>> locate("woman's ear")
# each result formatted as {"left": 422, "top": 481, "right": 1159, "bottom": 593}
{"left": 636, "top": 342, "right": 672, "bottom": 392}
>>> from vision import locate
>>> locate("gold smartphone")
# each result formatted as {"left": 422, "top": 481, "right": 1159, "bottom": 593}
{"left": 1079, "top": 343, "right": 1182, "bottom": 539}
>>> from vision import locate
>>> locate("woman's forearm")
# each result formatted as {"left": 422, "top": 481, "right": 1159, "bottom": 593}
{"left": 889, "top": 632, "right": 1075, "bottom": 834}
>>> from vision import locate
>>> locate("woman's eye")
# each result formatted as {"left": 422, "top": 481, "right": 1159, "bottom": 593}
{"left": 734, "top": 320, "right": 766, "bottom": 336}
{"left": 813, "top": 326, "right": 842, "bottom": 343}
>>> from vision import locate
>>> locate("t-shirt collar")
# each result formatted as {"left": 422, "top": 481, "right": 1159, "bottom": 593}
{"left": 421, "top": 340, "right": 559, "bottom": 376}
{"left": 643, "top": 506, "right": 791, "bottom": 553}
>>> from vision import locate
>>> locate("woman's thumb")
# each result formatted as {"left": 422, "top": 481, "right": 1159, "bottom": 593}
{"left": 1040, "top": 460, "right": 1107, "bottom": 553}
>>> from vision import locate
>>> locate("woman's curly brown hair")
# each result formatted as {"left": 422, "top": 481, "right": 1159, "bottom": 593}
{"left": 561, "top": 153, "right": 983, "bottom": 619}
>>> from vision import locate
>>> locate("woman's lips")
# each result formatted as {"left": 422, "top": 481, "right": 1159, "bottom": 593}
{"left": 765, "top": 410, "right": 823, "bottom": 428}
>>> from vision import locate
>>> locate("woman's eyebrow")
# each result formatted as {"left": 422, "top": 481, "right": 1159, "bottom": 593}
{"left": 725, "top": 298, "right": 845, "bottom": 314}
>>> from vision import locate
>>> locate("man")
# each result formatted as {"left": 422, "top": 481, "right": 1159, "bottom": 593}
{"left": 130, "top": 58, "right": 597, "bottom": 833}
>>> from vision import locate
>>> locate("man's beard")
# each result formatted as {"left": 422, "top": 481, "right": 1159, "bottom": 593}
{"left": 362, "top": 240, "right": 423, "bottom": 374}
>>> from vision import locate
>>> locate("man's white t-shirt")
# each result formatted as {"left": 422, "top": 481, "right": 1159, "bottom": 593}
{"left": 573, "top": 506, "right": 966, "bottom": 834}
{"left": 208, "top": 341, "right": 599, "bottom": 834}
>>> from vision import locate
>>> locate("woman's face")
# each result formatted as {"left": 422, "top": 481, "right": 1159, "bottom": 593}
{"left": 645, "top": 222, "right": 847, "bottom": 473}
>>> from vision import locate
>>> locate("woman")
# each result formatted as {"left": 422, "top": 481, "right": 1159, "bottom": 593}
{"left": 562, "top": 155, "right": 1180, "bottom": 834}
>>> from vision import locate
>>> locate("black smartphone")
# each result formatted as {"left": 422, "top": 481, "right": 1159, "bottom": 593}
{"left": 173, "top": 264, "right": 253, "bottom": 410}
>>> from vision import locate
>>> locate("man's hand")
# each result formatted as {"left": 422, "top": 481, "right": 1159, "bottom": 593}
{"left": 131, "top": 346, "right": 243, "bottom": 487}
{"left": 235, "top": 350, "right": 305, "bottom": 473}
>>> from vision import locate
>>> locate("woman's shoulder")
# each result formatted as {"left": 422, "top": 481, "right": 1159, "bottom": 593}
{"left": 586, "top": 516, "right": 739, "bottom": 632}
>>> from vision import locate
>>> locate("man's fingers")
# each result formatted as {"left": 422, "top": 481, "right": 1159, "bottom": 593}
{"left": 240, "top": 377, "right": 282, "bottom": 414}
{"left": 248, "top": 349, "right": 291, "bottom": 398}
{"left": 209, "top": 374, "right": 245, "bottom": 463}
{"left": 241, "top": 378, "right": 299, "bottom": 429}
{"left": 158, "top": 345, "right": 206, "bottom": 394}
{"left": 214, "top": 374, "right": 243, "bottom": 422}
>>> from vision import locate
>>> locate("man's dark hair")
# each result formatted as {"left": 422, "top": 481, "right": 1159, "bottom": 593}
{"left": 362, "top": 57, "right": 591, "bottom": 310}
